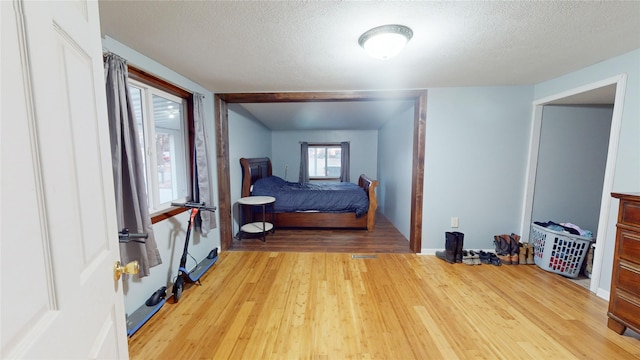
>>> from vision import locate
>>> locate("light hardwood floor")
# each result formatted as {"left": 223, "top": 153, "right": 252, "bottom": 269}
{"left": 128, "top": 251, "right": 640, "bottom": 359}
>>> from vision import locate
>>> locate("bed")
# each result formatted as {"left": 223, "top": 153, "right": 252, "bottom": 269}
{"left": 240, "top": 157, "right": 378, "bottom": 231}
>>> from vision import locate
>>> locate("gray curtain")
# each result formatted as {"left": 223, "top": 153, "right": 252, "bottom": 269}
{"left": 192, "top": 93, "right": 217, "bottom": 233}
{"left": 340, "top": 141, "right": 350, "bottom": 182}
{"left": 104, "top": 53, "right": 161, "bottom": 277}
{"left": 299, "top": 141, "right": 309, "bottom": 183}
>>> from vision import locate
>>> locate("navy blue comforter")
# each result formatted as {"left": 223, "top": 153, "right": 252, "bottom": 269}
{"left": 251, "top": 176, "right": 370, "bottom": 217}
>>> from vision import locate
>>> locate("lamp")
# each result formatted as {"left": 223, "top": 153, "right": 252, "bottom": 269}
{"left": 358, "top": 24, "right": 413, "bottom": 60}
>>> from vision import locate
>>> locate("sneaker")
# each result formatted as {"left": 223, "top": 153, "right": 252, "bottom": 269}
{"left": 478, "top": 250, "right": 491, "bottom": 264}
{"left": 462, "top": 250, "right": 475, "bottom": 265}
{"left": 489, "top": 252, "right": 502, "bottom": 266}
{"left": 468, "top": 250, "right": 481, "bottom": 265}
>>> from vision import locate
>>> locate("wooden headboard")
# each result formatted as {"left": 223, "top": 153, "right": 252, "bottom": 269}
{"left": 240, "top": 157, "right": 272, "bottom": 197}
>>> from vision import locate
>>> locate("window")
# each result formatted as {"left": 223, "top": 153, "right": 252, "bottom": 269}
{"left": 127, "top": 68, "right": 193, "bottom": 217}
{"left": 308, "top": 144, "right": 342, "bottom": 180}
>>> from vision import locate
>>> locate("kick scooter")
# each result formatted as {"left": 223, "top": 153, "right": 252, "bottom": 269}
{"left": 170, "top": 201, "right": 218, "bottom": 302}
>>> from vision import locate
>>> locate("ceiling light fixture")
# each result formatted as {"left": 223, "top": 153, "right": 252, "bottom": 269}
{"left": 358, "top": 24, "right": 413, "bottom": 60}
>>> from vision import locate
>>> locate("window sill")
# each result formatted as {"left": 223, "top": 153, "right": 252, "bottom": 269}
{"left": 150, "top": 206, "right": 188, "bottom": 224}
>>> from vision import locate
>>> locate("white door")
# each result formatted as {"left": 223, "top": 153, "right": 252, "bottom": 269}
{"left": 1, "top": 1, "right": 128, "bottom": 358}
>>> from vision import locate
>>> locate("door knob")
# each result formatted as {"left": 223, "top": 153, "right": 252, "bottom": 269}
{"left": 114, "top": 260, "right": 139, "bottom": 280}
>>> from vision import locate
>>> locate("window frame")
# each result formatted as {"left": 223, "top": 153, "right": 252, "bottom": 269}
{"left": 307, "top": 143, "right": 342, "bottom": 181}
{"left": 127, "top": 66, "right": 194, "bottom": 223}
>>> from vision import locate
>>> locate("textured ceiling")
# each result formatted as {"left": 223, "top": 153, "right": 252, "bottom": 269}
{"left": 98, "top": 1, "right": 640, "bottom": 129}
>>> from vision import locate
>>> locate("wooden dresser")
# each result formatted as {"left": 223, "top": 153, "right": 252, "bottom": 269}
{"left": 608, "top": 193, "right": 640, "bottom": 335}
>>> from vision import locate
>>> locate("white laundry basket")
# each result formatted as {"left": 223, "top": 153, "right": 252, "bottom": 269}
{"left": 530, "top": 223, "right": 594, "bottom": 278}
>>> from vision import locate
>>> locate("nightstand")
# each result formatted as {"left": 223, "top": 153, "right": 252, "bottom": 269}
{"left": 238, "top": 196, "right": 275, "bottom": 242}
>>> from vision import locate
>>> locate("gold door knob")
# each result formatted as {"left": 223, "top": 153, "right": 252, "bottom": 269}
{"left": 114, "top": 260, "right": 139, "bottom": 280}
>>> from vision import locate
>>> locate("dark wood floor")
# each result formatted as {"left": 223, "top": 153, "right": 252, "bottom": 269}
{"left": 228, "top": 212, "right": 412, "bottom": 253}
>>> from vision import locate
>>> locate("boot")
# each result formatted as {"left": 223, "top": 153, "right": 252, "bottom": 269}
{"left": 453, "top": 231, "right": 464, "bottom": 263}
{"left": 436, "top": 232, "right": 458, "bottom": 264}
{"left": 494, "top": 235, "right": 512, "bottom": 265}
{"left": 509, "top": 234, "right": 521, "bottom": 265}
{"left": 519, "top": 243, "right": 527, "bottom": 264}
{"left": 526, "top": 243, "right": 535, "bottom": 265}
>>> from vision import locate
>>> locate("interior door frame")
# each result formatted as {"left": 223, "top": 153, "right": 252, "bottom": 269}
{"left": 520, "top": 74, "right": 626, "bottom": 296}
{"left": 214, "top": 90, "right": 427, "bottom": 253}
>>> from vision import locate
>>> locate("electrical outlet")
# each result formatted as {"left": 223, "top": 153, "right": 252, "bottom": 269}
{"left": 451, "top": 217, "right": 459, "bottom": 228}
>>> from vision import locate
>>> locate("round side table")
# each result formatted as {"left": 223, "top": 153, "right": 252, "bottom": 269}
{"left": 237, "top": 196, "right": 275, "bottom": 242}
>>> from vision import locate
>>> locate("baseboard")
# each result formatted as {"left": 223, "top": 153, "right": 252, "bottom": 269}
{"left": 419, "top": 249, "right": 436, "bottom": 255}
{"left": 420, "top": 248, "right": 495, "bottom": 256}
{"left": 596, "top": 288, "right": 610, "bottom": 301}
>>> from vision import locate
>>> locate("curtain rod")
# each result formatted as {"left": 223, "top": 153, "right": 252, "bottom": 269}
{"left": 299, "top": 141, "right": 349, "bottom": 144}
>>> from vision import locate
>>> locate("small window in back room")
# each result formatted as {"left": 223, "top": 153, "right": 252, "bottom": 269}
{"left": 308, "top": 144, "right": 342, "bottom": 180}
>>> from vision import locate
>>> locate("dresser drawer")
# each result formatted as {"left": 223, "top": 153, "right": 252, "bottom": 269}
{"left": 619, "top": 197, "right": 640, "bottom": 226}
{"left": 609, "top": 291, "right": 640, "bottom": 330}
{"left": 616, "top": 263, "right": 640, "bottom": 297}
{"left": 618, "top": 230, "right": 640, "bottom": 265}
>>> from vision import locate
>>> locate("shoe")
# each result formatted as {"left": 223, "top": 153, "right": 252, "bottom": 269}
{"left": 462, "top": 250, "right": 474, "bottom": 265}
{"left": 509, "top": 234, "right": 520, "bottom": 265}
{"left": 453, "top": 232, "right": 464, "bottom": 263}
{"left": 468, "top": 250, "right": 481, "bottom": 265}
{"left": 478, "top": 250, "right": 491, "bottom": 264}
{"left": 436, "top": 232, "right": 458, "bottom": 264}
{"left": 488, "top": 252, "right": 502, "bottom": 266}
{"left": 494, "top": 235, "right": 512, "bottom": 265}
{"left": 526, "top": 243, "right": 535, "bottom": 265}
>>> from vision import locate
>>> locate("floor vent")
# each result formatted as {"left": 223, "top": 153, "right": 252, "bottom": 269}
{"left": 352, "top": 254, "right": 378, "bottom": 259}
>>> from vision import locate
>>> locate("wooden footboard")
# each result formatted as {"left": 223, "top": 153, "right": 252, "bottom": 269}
{"left": 359, "top": 174, "right": 378, "bottom": 231}
{"left": 272, "top": 174, "right": 378, "bottom": 231}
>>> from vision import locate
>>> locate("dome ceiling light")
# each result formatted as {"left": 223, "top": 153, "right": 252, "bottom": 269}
{"left": 358, "top": 24, "right": 413, "bottom": 60}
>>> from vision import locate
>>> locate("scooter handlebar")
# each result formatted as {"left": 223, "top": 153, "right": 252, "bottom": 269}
{"left": 118, "top": 228, "right": 149, "bottom": 243}
{"left": 171, "top": 201, "right": 217, "bottom": 212}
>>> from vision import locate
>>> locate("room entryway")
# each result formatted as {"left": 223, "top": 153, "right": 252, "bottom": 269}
{"left": 522, "top": 76, "right": 625, "bottom": 295}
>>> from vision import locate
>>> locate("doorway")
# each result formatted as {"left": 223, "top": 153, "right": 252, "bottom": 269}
{"left": 213, "top": 90, "right": 427, "bottom": 253}
{"left": 521, "top": 75, "right": 627, "bottom": 295}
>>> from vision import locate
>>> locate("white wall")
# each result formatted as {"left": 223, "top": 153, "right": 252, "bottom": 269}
{"left": 533, "top": 48, "right": 640, "bottom": 296}
{"left": 532, "top": 105, "right": 613, "bottom": 234}
{"left": 228, "top": 104, "right": 272, "bottom": 234}
{"left": 422, "top": 86, "right": 533, "bottom": 252}
{"left": 271, "top": 130, "right": 378, "bottom": 183}
{"left": 102, "top": 36, "right": 221, "bottom": 316}
{"left": 377, "top": 105, "right": 414, "bottom": 240}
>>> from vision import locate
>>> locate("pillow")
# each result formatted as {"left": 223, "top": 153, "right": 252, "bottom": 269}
{"left": 253, "top": 176, "right": 287, "bottom": 193}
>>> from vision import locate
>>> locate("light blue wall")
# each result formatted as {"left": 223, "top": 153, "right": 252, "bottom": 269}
{"left": 532, "top": 105, "right": 613, "bottom": 234}
{"left": 378, "top": 105, "right": 414, "bottom": 240}
{"left": 271, "top": 130, "right": 378, "bottom": 183}
{"left": 534, "top": 49, "right": 640, "bottom": 296}
{"left": 102, "top": 36, "right": 221, "bottom": 316}
{"left": 228, "top": 104, "right": 272, "bottom": 233}
{"left": 422, "top": 86, "right": 533, "bottom": 251}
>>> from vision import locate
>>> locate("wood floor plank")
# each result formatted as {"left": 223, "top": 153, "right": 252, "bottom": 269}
{"left": 128, "top": 252, "right": 640, "bottom": 359}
